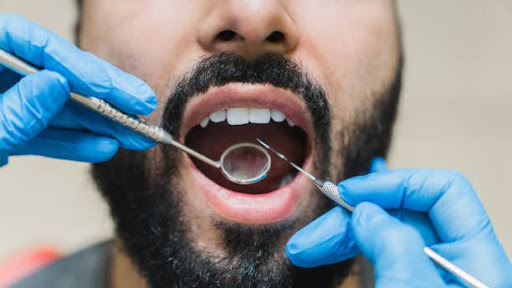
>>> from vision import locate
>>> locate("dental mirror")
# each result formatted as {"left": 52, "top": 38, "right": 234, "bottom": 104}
{"left": 220, "top": 143, "right": 271, "bottom": 185}
{"left": 169, "top": 140, "right": 271, "bottom": 185}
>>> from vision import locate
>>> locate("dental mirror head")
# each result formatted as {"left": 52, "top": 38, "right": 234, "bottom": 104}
{"left": 166, "top": 137, "right": 272, "bottom": 185}
{"left": 219, "top": 142, "right": 271, "bottom": 185}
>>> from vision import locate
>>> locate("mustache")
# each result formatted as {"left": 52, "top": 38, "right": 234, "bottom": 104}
{"left": 162, "top": 52, "right": 330, "bottom": 137}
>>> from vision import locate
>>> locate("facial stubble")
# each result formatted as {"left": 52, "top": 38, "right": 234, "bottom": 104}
{"left": 92, "top": 52, "right": 401, "bottom": 288}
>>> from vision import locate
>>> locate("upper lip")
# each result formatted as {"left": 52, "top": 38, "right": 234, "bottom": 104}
{"left": 179, "top": 83, "right": 314, "bottom": 141}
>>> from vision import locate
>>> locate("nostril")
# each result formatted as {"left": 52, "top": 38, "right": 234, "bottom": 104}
{"left": 215, "top": 30, "right": 239, "bottom": 42}
{"left": 266, "top": 31, "right": 285, "bottom": 43}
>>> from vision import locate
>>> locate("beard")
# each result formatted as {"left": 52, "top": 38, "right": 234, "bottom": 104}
{"left": 91, "top": 52, "right": 402, "bottom": 288}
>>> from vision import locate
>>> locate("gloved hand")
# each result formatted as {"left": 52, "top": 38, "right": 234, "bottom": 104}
{"left": 286, "top": 158, "right": 512, "bottom": 287}
{"left": 0, "top": 14, "right": 158, "bottom": 167}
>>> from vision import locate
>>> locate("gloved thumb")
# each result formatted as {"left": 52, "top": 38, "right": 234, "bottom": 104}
{"left": 0, "top": 70, "right": 69, "bottom": 164}
{"left": 285, "top": 207, "right": 358, "bottom": 267}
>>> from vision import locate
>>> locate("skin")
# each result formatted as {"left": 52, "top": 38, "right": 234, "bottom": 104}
{"left": 79, "top": 1, "right": 400, "bottom": 287}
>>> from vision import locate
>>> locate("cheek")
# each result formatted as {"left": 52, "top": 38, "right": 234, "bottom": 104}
{"left": 81, "top": 1, "right": 205, "bottom": 123}
{"left": 293, "top": 3, "right": 399, "bottom": 121}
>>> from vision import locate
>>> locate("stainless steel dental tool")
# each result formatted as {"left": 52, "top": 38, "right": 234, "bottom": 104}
{"left": 256, "top": 138, "right": 490, "bottom": 288}
{"left": 0, "top": 48, "right": 271, "bottom": 185}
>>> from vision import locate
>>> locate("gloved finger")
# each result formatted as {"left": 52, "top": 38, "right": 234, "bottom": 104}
{"left": 369, "top": 156, "right": 388, "bottom": 173}
{"left": 351, "top": 202, "right": 444, "bottom": 287}
{"left": 0, "top": 14, "right": 157, "bottom": 116}
{"left": 50, "top": 102, "right": 155, "bottom": 151}
{"left": 11, "top": 128, "right": 119, "bottom": 163}
{"left": 285, "top": 202, "right": 438, "bottom": 269}
{"left": 285, "top": 207, "right": 358, "bottom": 268}
{"left": 0, "top": 70, "right": 69, "bottom": 157}
{"left": 338, "top": 169, "right": 488, "bottom": 243}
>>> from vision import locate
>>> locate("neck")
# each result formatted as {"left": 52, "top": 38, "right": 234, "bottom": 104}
{"left": 110, "top": 240, "right": 371, "bottom": 288}
{"left": 110, "top": 239, "right": 148, "bottom": 288}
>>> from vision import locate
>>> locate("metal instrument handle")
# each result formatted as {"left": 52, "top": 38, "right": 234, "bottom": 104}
{"left": 0, "top": 48, "right": 169, "bottom": 143}
{"left": 69, "top": 93, "right": 166, "bottom": 142}
{"left": 321, "top": 181, "right": 355, "bottom": 212}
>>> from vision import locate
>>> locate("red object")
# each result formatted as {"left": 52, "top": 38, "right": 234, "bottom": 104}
{"left": 0, "top": 247, "right": 61, "bottom": 288}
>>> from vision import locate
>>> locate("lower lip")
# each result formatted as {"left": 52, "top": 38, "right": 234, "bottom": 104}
{"left": 184, "top": 156, "right": 312, "bottom": 225}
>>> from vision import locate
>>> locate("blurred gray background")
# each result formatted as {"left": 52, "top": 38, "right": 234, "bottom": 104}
{"left": 0, "top": 0, "right": 511, "bottom": 262}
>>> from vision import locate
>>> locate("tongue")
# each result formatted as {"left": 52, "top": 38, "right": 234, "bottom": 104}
{"left": 185, "top": 122, "right": 307, "bottom": 194}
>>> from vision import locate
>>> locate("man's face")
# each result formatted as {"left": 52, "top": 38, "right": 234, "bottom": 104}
{"left": 82, "top": 1, "right": 401, "bottom": 287}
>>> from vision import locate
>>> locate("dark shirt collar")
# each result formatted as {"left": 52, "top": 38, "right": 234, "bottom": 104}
{"left": 11, "top": 240, "right": 112, "bottom": 288}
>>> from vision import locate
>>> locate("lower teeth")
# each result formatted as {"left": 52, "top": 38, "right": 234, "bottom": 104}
{"left": 279, "top": 172, "right": 296, "bottom": 188}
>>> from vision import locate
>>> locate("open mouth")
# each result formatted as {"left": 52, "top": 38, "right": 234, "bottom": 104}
{"left": 179, "top": 84, "right": 315, "bottom": 224}
{"left": 185, "top": 108, "right": 309, "bottom": 194}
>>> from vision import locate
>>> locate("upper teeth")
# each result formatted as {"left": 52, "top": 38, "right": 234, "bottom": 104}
{"left": 200, "top": 108, "right": 294, "bottom": 127}
{"left": 210, "top": 110, "right": 227, "bottom": 123}
{"left": 249, "top": 108, "right": 271, "bottom": 124}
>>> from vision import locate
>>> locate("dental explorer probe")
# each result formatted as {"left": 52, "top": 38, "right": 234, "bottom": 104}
{"left": 256, "top": 138, "right": 490, "bottom": 288}
{"left": 256, "top": 138, "right": 354, "bottom": 212}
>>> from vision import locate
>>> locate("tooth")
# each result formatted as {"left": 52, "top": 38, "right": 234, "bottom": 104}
{"left": 279, "top": 173, "right": 295, "bottom": 188}
{"left": 270, "top": 110, "right": 286, "bottom": 122}
{"left": 227, "top": 108, "right": 250, "bottom": 125}
{"left": 286, "top": 118, "right": 295, "bottom": 127}
{"left": 249, "top": 108, "right": 271, "bottom": 124}
{"left": 200, "top": 117, "right": 209, "bottom": 128}
{"left": 210, "top": 109, "right": 227, "bottom": 123}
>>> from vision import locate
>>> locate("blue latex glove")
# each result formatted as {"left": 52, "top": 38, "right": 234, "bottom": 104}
{"left": 286, "top": 158, "right": 512, "bottom": 287}
{"left": 0, "top": 14, "right": 158, "bottom": 166}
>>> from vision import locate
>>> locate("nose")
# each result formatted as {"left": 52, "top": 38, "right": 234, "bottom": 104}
{"left": 198, "top": 1, "right": 299, "bottom": 57}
